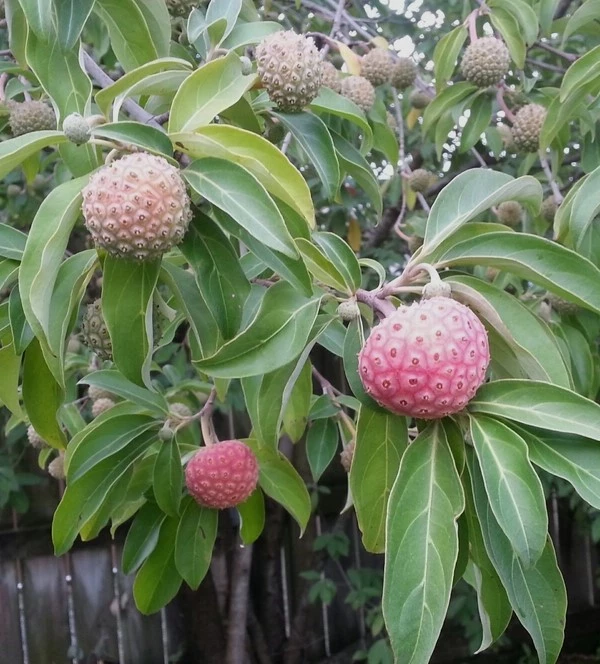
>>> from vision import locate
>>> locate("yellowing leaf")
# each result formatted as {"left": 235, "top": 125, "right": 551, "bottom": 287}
{"left": 371, "top": 36, "right": 389, "bottom": 48}
{"left": 406, "top": 107, "right": 422, "bottom": 130}
{"left": 336, "top": 41, "right": 361, "bottom": 75}
{"left": 347, "top": 217, "right": 362, "bottom": 251}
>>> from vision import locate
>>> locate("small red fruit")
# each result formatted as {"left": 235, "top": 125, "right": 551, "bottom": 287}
{"left": 358, "top": 297, "right": 490, "bottom": 419}
{"left": 185, "top": 440, "right": 259, "bottom": 509}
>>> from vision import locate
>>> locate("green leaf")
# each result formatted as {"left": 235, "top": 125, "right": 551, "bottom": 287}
{"left": 212, "top": 208, "right": 313, "bottom": 296}
{"left": 245, "top": 439, "right": 311, "bottom": 533}
{"left": 559, "top": 44, "right": 600, "bottom": 103}
{"left": 423, "top": 82, "right": 478, "bottom": 136}
{"left": 469, "top": 415, "right": 547, "bottom": 566}
{"left": 0, "top": 132, "right": 68, "bottom": 180}
{"left": 168, "top": 52, "right": 256, "bottom": 132}
{"left": 459, "top": 94, "right": 493, "bottom": 153}
{"left": 562, "top": 0, "right": 600, "bottom": 43}
{"left": 488, "top": 0, "right": 539, "bottom": 45}
{"left": 343, "top": 319, "right": 381, "bottom": 409}
{"left": 555, "top": 161, "right": 600, "bottom": 251}
{"left": 0, "top": 224, "right": 26, "bottom": 261}
{"left": 91, "top": 122, "right": 173, "bottom": 157}
{"left": 516, "top": 425, "right": 600, "bottom": 511}
{"left": 53, "top": 427, "right": 157, "bottom": 554}
{"left": 311, "top": 87, "right": 373, "bottom": 154}
{"left": 185, "top": 158, "right": 297, "bottom": 258}
{"left": 153, "top": 439, "right": 183, "bottom": 517}
{"left": 24, "top": 31, "right": 98, "bottom": 176}
{"left": 432, "top": 25, "right": 468, "bottom": 92}
{"left": 384, "top": 422, "right": 464, "bottom": 663}
{"left": 350, "top": 405, "right": 408, "bottom": 553}
{"left": 80, "top": 369, "right": 169, "bottom": 415}
{"left": 9, "top": 288, "right": 34, "bottom": 355}
{"left": 539, "top": 0, "right": 560, "bottom": 35}
{"left": 313, "top": 232, "right": 361, "bottom": 292}
{"left": 122, "top": 502, "right": 166, "bottom": 574}
{"left": 220, "top": 20, "right": 280, "bottom": 49}
{"left": 66, "top": 412, "right": 159, "bottom": 481}
{"left": 22, "top": 338, "right": 67, "bottom": 449}
{"left": 237, "top": 489, "right": 265, "bottom": 545}
{"left": 160, "top": 261, "right": 222, "bottom": 359}
{"left": 194, "top": 282, "right": 321, "bottom": 379}
{"left": 437, "top": 232, "right": 600, "bottom": 315}
{"left": 272, "top": 111, "right": 340, "bottom": 201}
{"left": 462, "top": 471, "right": 512, "bottom": 652}
{"left": 369, "top": 97, "right": 399, "bottom": 166}
{"left": 296, "top": 238, "right": 349, "bottom": 293}
{"left": 180, "top": 212, "right": 250, "bottom": 340}
{"left": 422, "top": 169, "right": 542, "bottom": 253}
{"left": 204, "top": 0, "right": 242, "bottom": 45}
{"left": 102, "top": 256, "right": 161, "bottom": 388}
{"left": 18, "top": 0, "right": 54, "bottom": 37}
{"left": 282, "top": 361, "right": 312, "bottom": 443}
{"left": 469, "top": 379, "right": 600, "bottom": 440}
{"left": 175, "top": 496, "right": 217, "bottom": 589}
{"left": 95, "top": 57, "right": 192, "bottom": 117}
{"left": 94, "top": 0, "right": 161, "bottom": 71}
{"left": 306, "top": 418, "right": 339, "bottom": 482}
{"left": 331, "top": 132, "right": 383, "bottom": 216}
{"left": 448, "top": 276, "right": 572, "bottom": 388}
{"left": 468, "top": 453, "right": 566, "bottom": 664}
{"left": 173, "top": 125, "right": 315, "bottom": 228}
{"left": 0, "top": 343, "right": 23, "bottom": 418}
{"left": 19, "top": 176, "right": 88, "bottom": 352}
{"left": 55, "top": 0, "right": 96, "bottom": 50}
{"left": 489, "top": 8, "right": 527, "bottom": 68}
{"left": 133, "top": 516, "right": 182, "bottom": 614}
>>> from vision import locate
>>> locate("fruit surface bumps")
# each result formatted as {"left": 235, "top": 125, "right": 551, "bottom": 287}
{"left": 496, "top": 200, "right": 523, "bottom": 226}
{"left": 82, "top": 299, "right": 113, "bottom": 360}
{"left": 358, "top": 297, "right": 490, "bottom": 419}
{"left": 256, "top": 30, "right": 322, "bottom": 112}
{"left": 390, "top": 58, "right": 417, "bottom": 90}
{"left": 340, "top": 75, "right": 376, "bottom": 112}
{"left": 92, "top": 398, "right": 115, "bottom": 417}
{"left": 361, "top": 48, "right": 394, "bottom": 86}
{"left": 460, "top": 37, "right": 510, "bottom": 87}
{"left": 8, "top": 100, "right": 56, "bottom": 136}
{"left": 511, "top": 103, "right": 546, "bottom": 153}
{"left": 82, "top": 153, "right": 192, "bottom": 261}
{"left": 185, "top": 440, "right": 259, "bottom": 509}
{"left": 320, "top": 61, "right": 342, "bottom": 93}
{"left": 408, "top": 168, "right": 432, "bottom": 193}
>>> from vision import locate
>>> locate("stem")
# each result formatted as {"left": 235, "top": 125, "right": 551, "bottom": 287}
{"left": 19, "top": 77, "right": 31, "bottom": 101}
{"left": 496, "top": 87, "right": 516, "bottom": 123}
{"left": 470, "top": 147, "right": 488, "bottom": 168}
{"left": 196, "top": 388, "right": 219, "bottom": 445}
{"left": 82, "top": 51, "right": 162, "bottom": 128}
{"left": 467, "top": 10, "right": 479, "bottom": 42}
{"left": 0, "top": 73, "right": 7, "bottom": 102}
{"left": 416, "top": 191, "right": 431, "bottom": 213}
{"left": 534, "top": 40, "right": 577, "bottom": 62}
{"left": 355, "top": 288, "right": 396, "bottom": 318}
{"left": 539, "top": 154, "right": 564, "bottom": 204}
{"left": 311, "top": 367, "right": 356, "bottom": 437}
{"left": 225, "top": 543, "right": 253, "bottom": 664}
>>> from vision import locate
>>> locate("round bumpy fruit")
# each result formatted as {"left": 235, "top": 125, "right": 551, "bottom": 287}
{"left": 358, "top": 297, "right": 490, "bottom": 419}
{"left": 409, "top": 90, "right": 431, "bottom": 109}
{"left": 82, "top": 299, "right": 112, "bottom": 360}
{"left": 27, "top": 425, "right": 46, "bottom": 449}
{"left": 92, "top": 398, "right": 115, "bottom": 418}
{"left": 408, "top": 168, "right": 432, "bottom": 193}
{"left": 547, "top": 293, "right": 579, "bottom": 315}
{"left": 185, "top": 440, "right": 259, "bottom": 509}
{"left": 497, "top": 124, "right": 515, "bottom": 151}
{"left": 541, "top": 195, "right": 558, "bottom": 222}
{"left": 460, "top": 37, "right": 510, "bottom": 87}
{"left": 87, "top": 385, "right": 113, "bottom": 401}
{"left": 340, "top": 76, "right": 376, "bottom": 112}
{"left": 82, "top": 153, "right": 192, "bottom": 261}
{"left": 8, "top": 100, "right": 56, "bottom": 136}
{"left": 361, "top": 48, "right": 394, "bottom": 86}
{"left": 511, "top": 104, "right": 546, "bottom": 153}
{"left": 62, "top": 113, "right": 90, "bottom": 145}
{"left": 320, "top": 61, "right": 342, "bottom": 93}
{"left": 48, "top": 453, "right": 65, "bottom": 480}
{"left": 256, "top": 30, "right": 322, "bottom": 112}
{"left": 340, "top": 441, "right": 355, "bottom": 473}
{"left": 496, "top": 200, "right": 523, "bottom": 227}
{"left": 391, "top": 58, "right": 417, "bottom": 90}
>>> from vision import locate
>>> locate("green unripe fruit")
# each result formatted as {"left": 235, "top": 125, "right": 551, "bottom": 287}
{"left": 408, "top": 168, "right": 433, "bottom": 193}
{"left": 320, "top": 61, "right": 342, "bottom": 93}
{"left": 541, "top": 195, "right": 558, "bottom": 222}
{"left": 409, "top": 90, "right": 431, "bottom": 109}
{"left": 547, "top": 293, "right": 579, "bottom": 315}
{"left": 360, "top": 48, "right": 394, "bottom": 86}
{"left": 512, "top": 104, "right": 546, "bottom": 153}
{"left": 8, "top": 100, "right": 56, "bottom": 136}
{"left": 337, "top": 299, "right": 361, "bottom": 321}
{"left": 62, "top": 113, "right": 91, "bottom": 145}
{"left": 340, "top": 76, "right": 376, "bottom": 112}
{"left": 391, "top": 58, "right": 417, "bottom": 90}
{"left": 239, "top": 56, "right": 253, "bottom": 75}
{"left": 256, "top": 31, "right": 323, "bottom": 112}
{"left": 496, "top": 200, "right": 523, "bottom": 227}
{"left": 460, "top": 37, "right": 510, "bottom": 87}
{"left": 82, "top": 299, "right": 113, "bottom": 361}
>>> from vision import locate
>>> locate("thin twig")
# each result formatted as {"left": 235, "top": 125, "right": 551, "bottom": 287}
{"left": 82, "top": 51, "right": 162, "bottom": 129}
{"left": 534, "top": 40, "right": 577, "bottom": 62}
{"left": 496, "top": 87, "right": 516, "bottom": 123}
{"left": 470, "top": 147, "right": 488, "bottom": 168}
{"left": 525, "top": 58, "right": 566, "bottom": 74}
{"left": 539, "top": 154, "right": 564, "bottom": 204}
